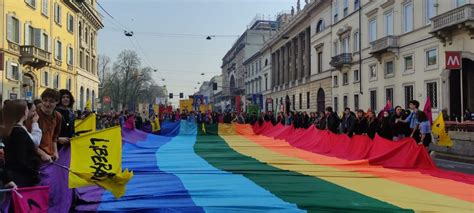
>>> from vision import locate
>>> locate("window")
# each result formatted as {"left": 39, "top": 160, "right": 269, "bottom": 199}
{"left": 404, "top": 85, "right": 414, "bottom": 108}
{"left": 385, "top": 88, "right": 394, "bottom": 104}
{"left": 370, "top": 90, "right": 377, "bottom": 111}
{"left": 333, "top": 41, "right": 338, "bottom": 55}
{"left": 354, "top": 70, "right": 360, "bottom": 82}
{"left": 43, "top": 71, "right": 49, "bottom": 87}
{"left": 26, "top": 0, "right": 36, "bottom": 8}
{"left": 354, "top": 0, "right": 360, "bottom": 9}
{"left": 317, "top": 51, "right": 323, "bottom": 73}
{"left": 79, "top": 50, "right": 84, "bottom": 68}
{"left": 369, "top": 19, "right": 377, "bottom": 42}
{"left": 85, "top": 28, "right": 88, "bottom": 43}
{"left": 79, "top": 21, "right": 83, "bottom": 40}
{"left": 369, "top": 64, "right": 377, "bottom": 79}
{"left": 333, "top": 75, "right": 338, "bottom": 86}
{"left": 316, "top": 19, "right": 325, "bottom": 33}
{"left": 7, "top": 62, "right": 20, "bottom": 81}
{"left": 333, "top": 1, "right": 339, "bottom": 22}
{"left": 292, "top": 95, "right": 295, "bottom": 110}
{"left": 404, "top": 55, "right": 413, "bottom": 71}
{"left": 343, "top": 0, "right": 349, "bottom": 17}
{"left": 425, "top": 0, "right": 436, "bottom": 24}
{"left": 342, "top": 37, "right": 349, "bottom": 53}
{"left": 299, "top": 93, "right": 302, "bottom": 110}
{"left": 384, "top": 11, "right": 394, "bottom": 36}
{"left": 42, "top": 0, "right": 48, "bottom": 16}
{"left": 385, "top": 61, "right": 394, "bottom": 76}
{"left": 403, "top": 2, "right": 413, "bottom": 33}
{"left": 334, "top": 97, "right": 339, "bottom": 113}
{"left": 67, "top": 14, "right": 74, "bottom": 32}
{"left": 55, "top": 40, "right": 62, "bottom": 61}
{"left": 354, "top": 94, "right": 359, "bottom": 110}
{"left": 7, "top": 16, "right": 20, "bottom": 43}
{"left": 25, "top": 25, "right": 34, "bottom": 45}
{"left": 86, "top": 55, "right": 90, "bottom": 71}
{"left": 307, "top": 92, "right": 310, "bottom": 109}
{"left": 455, "top": 0, "right": 467, "bottom": 7}
{"left": 343, "top": 95, "right": 348, "bottom": 108}
{"left": 265, "top": 75, "right": 268, "bottom": 90}
{"left": 42, "top": 33, "right": 49, "bottom": 51}
{"left": 343, "top": 72, "right": 348, "bottom": 85}
{"left": 353, "top": 31, "right": 359, "bottom": 51}
{"left": 426, "top": 49, "right": 437, "bottom": 67}
{"left": 54, "top": 3, "right": 61, "bottom": 25}
{"left": 66, "top": 78, "right": 72, "bottom": 91}
{"left": 53, "top": 74, "right": 59, "bottom": 89}
{"left": 427, "top": 82, "right": 438, "bottom": 108}
{"left": 67, "top": 46, "right": 73, "bottom": 65}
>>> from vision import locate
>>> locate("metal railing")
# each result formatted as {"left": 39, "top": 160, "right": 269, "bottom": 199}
{"left": 370, "top": 35, "right": 399, "bottom": 53}
{"left": 431, "top": 4, "right": 474, "bottom": 32}
{"left": 20, "top": 45, "right": 51, "bottom": 63}
{"left": 330, "top": 53, "right": 352, "bottom": 68}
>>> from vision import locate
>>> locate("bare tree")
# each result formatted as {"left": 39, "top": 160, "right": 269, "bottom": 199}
{"left": 100, "top": 50, "right": 165, "bottom": 111}
{"left": 98, "top": 54, "right": 111, "bottom": 101}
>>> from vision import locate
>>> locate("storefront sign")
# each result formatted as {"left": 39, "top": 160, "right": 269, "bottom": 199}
{"left": 445, "top": 51, "right": 462, "bottom": 69}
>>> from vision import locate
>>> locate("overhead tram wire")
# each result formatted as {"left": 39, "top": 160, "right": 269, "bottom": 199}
{"left": 96, "top": 1, "right": 166, "bottom": 80}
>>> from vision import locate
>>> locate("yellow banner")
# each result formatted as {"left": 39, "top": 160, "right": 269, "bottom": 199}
{"left": 179, "top": 99, "right": 193, "bottom": 112}
{"left": 75, "top": 113, "right": 96, "bottom": 136}
{"left": 69, "top": 126, "right": 133, "bottom": 198}
{"left": 432, "top": 112, "right": 453, "bottom": 147}
{"left": 153, "top": 104, "right": 159, "bottom": 115}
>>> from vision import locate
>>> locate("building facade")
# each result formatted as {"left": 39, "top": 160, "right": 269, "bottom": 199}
{"left": 264, "top": 0, "right": 333, "bottom": 114}
{"left": 221, "top": 18, "right": 279, "bottom": 112}
{"left": 0, "top": 0, "right": 102, "bottom": 110}
{"left": 327, "top": 0, "right": 474, "bottom": 119}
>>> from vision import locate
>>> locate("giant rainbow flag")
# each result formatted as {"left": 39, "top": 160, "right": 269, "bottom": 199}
{"left": 74, "top": 121, "right": 474, "bottom": 212}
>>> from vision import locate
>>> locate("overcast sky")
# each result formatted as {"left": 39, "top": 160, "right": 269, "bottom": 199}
{"left": 98, "top": 0, "right": 295, "bottom": 106}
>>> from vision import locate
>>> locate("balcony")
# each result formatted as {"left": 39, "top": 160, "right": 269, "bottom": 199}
{"left": 370, "top": 35, "right": 399, "bottom": 62}
{"left": 430, "top": 4, "right": 474, "bottom": 44}
{"left": 19, "top": 45, "right": 51, "bottom": 68}
{"left": 330, "top": 53, "right": 352, "bottom": 69}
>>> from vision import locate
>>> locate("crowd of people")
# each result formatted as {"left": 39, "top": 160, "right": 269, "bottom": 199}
{"left": 0, "top": 85, "right": 458, "bottom": 211}
{"left": 0, "top": 88, "right": 76, "bottom": 211}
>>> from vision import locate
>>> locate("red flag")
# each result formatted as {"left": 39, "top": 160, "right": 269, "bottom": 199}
{"left": 424, "top": 97, "right": 433, "bottom": 124}
{"left": 235, "top": 96, "right": 241, "bottom": 113}
{"left": 12, "top": 186, "right": 49, "bottom": 213}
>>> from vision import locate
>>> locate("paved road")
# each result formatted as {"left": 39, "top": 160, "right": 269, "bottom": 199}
{"left": 434, "top": 158, "right": 474, "bottom": 175}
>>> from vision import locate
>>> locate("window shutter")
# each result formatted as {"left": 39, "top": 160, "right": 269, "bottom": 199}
{"left": 17, "top": 64, "right": 22, "bottom": 81}
{"left": 18, "top": 20, "right": 22, "bottom": 44}
{"left": 7, "top": 15, "right": 12, "bottom": 41}
{"left": 34, "top": 28, "right": 42, "bottom": 48}
{"left": 6, "top": 61, "right": 12, "bottom": 80}
{"left": 24, "top": 23, "right": 30, "bottom": 45}
{"left": 58, "top": 6, "right": 62, "bottom": 24}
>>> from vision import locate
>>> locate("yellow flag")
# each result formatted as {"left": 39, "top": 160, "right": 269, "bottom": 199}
{"left": 85, "top": 99, "right": 91, "bottom": 110}
{"left": 75, "top": 113, "right": 96, "bottom": 136}
{"left": 202, "top": 123, "right": 206, "bottom": 134}
{"left": 151, "top": 117, "right": 160, "bottom": 132}
{"left": 74, "top": 119, "right": 82, "bottom": 127}
{"left": 153, "top": 104, "right": 159, "bottom": 115}
{"left": 432, "top": 112, "right": 453, "bottom": 147}
{"left": 69, "top": 126, "right": 133, "bottom": 198}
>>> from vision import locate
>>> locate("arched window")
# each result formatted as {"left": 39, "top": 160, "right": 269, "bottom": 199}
{"left": 316, "top": 19, "right": 325, "bottom": 33}
{"left": 92, "top": 90, "right": 95, "bottom": 111}
{"left": 317, "top": 88, "right": 325, "bottom": 112}
{"left": 86, "top": 88, "right": 90, "bottom": 110}
{"left": 79, "top": 86, "right": 84, "bottom": 110}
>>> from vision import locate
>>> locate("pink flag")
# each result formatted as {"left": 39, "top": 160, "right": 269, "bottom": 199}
{"left": 424, "top": 97, "right": 433, "bottom": 124}
{"left": 12, "top": 186, "right": 49, "bottom": 213}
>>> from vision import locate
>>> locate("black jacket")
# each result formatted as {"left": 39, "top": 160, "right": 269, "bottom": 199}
{"left": 326, "top": 113, "right": 340, "bottom": 134}
{"left": 354, "top": 118, "right": 368, "bottom": 135}
{"left": 342, "top": 113, "right": 356, "bottom": 135}
{"left": 2, "top": 126, "right": 40, "bottom": 187}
